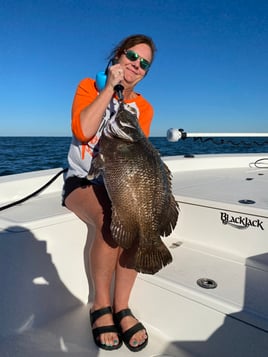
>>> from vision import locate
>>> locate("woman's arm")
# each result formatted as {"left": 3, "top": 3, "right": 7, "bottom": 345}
{"left": 72, "top": 64, "right": 124, "bottom": 142}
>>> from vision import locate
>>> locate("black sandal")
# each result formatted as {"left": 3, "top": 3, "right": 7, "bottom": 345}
{"left": 90, "top": 306, "right": 122, "bottom": 351}
{"left": 113, "top": 308, "right": 148, "bottom": 352}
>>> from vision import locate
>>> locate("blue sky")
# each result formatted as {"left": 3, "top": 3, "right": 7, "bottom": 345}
{"left": 1, "top": 0, "right": 268, "bottom": 137}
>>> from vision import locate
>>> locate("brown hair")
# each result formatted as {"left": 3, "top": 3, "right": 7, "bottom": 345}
{"left": 108, "top": 34, "right": 157, "bottom": 64}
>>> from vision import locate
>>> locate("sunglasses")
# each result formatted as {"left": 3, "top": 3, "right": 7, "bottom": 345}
{"left": 123, "top": 49, "right": 151, "bottom": 71}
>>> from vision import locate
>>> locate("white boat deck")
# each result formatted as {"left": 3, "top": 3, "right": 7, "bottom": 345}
{"left": 0, "top": 153, "right": 268, "bottom": 356}
{"left": 167, "top": 153, "right": 268, "bottom": 212}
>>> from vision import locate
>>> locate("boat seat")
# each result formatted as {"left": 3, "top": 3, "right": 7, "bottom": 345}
{"left": 131, "top": 235, "right": 268, "bottom": 335}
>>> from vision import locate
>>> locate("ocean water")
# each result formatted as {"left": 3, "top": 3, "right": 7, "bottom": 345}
{"left": 1, "top": 136, "right": 268, "bottom": 177}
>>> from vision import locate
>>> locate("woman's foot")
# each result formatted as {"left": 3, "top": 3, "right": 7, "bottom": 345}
{"left": 90, "top": 306, "right": 122, "bottom": 350}
{"left": 114, "top": 308, "right": 148, "bottom": 352}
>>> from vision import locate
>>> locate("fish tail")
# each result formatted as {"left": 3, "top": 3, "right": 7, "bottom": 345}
{"left": 134, "top": 241, "right": 172, "bottom": 275}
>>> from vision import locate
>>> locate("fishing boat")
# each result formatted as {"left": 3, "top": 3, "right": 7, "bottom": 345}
{"left": 1, "top": 131, "right": 268, "bottom": 357}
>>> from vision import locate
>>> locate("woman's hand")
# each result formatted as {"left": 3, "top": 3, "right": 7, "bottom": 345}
{"left": 106, "top": 64, "right": 124, "bottom": 90}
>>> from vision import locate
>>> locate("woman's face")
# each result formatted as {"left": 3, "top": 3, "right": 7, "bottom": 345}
{"left": 118, "top": 43, "right": 152, "bottom": 88}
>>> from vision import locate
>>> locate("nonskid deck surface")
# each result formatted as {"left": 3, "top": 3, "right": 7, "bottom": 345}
{"left": 168, "top": 158, "right": 268, "bottom": 215}
{"left": 0, "top": 305, "right": 191, "bottom": 357}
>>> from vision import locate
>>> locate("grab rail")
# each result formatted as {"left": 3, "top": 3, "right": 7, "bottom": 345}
{"left": 167, "top": 128, "right": 268, "bottom": 142}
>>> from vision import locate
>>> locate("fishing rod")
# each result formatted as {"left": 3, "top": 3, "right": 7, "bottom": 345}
{"left": 167, "top": 128, "right": 268, "bottom": 142}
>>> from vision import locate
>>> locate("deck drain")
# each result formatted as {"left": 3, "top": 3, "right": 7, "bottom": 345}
{"left": 238, "top": 199, "right": 256, "bottom": 204}
{"left": 170, "top": 241, "right": 183, "bottom": 249}
{"left": 197, "top": 278, "right": 217, "bottom": 289}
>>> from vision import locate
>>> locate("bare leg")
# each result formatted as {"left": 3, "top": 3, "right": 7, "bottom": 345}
{"left": 65, "top": 184, "right": 120, "bottom": 347}
{"left": 113, "top": 250, "right": 148, "bottom": 348}
{"left": 65, "top": 184, "right": 147, "bottom": 348}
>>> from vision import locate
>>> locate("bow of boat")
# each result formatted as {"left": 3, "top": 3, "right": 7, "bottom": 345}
{"left": 0, "top": 153, "right": 268, "bottom": 356}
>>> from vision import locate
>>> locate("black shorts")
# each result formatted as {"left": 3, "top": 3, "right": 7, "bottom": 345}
{"left": 62, "top": 176, "right": 93, "bottom": 206}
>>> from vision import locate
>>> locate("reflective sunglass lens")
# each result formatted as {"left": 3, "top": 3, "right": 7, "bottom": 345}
{"left": 126, "top": 50, "right": 138, "bottom": 61}
{"left": 140, "top": 59, "right": 150, "bottom": 70}
{"left": 124, "top": 50, "right": 150, "bottom": 71}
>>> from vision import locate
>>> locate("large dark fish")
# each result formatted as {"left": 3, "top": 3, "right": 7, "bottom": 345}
{"left": 88, "top": 103, "right": 179, "bottom": 274}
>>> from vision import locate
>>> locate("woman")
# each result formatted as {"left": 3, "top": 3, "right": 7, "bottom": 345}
{"left": 63, "top": 34, "right": 156, "bottom": 352}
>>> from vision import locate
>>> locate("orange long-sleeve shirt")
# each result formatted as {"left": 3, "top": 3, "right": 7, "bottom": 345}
{"left": 71, "top": 78, "right": 153, "bottom": 141}
{"left": 66, "top": 78, "right": 154, "bottom": 179}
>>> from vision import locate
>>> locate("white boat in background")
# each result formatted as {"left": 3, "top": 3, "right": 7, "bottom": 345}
{"left": 1, "top": 144, "right": 268, "bottom": 356}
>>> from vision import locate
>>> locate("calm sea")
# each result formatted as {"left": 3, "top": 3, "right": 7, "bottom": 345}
{"left": 1, "top": 136, "right": 268, "bottom": 177}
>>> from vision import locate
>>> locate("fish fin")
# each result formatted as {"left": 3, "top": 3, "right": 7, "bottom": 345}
{"left": 160, "top": 196, "right": 179, "bottom": 237}
{"left": 87, "top": 154, "right": 104, "bottom": 180}
{"left": 134, "top": 240, "right": 173, "bottom": 274}
{"left": 155, "top": 162, "right": 179, "bottom": 237}
{"left": 111, "top": 209, "right": 137, "bottom": 249}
